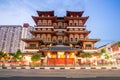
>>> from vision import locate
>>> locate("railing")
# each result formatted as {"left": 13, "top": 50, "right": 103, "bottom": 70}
{"left": 83, "top": 48, "right": 97, "bottom": 50}
{"left": 67, "top": 25, "right": 86, "bottom": 27}
{"left": 34, "top": 25, "right": 53, "bottom": 27}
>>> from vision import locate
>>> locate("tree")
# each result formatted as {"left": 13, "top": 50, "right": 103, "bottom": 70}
{"left": 31, "top": 54, "right": 41, "bottom": 62}
{"left": 104, "top": 53, "right": 110, "bottom": 59}
{"left": 101, "top": 49, "right": 106, "bottom": 53}
{"left": 0, "top": 51, "right": 4, "bottom": 58}
{"left": 118, "top": 41, "right": 120, "bottom": 47}
{"left": 118, "top": 41, "right": 120, "bottom": 52}
{"left": 15, "top": 49, "right": 22, "bottom": 60}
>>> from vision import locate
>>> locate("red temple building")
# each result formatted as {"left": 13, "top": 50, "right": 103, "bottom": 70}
{"left": 22, "top": 11, "right": 100, "bottom": 65}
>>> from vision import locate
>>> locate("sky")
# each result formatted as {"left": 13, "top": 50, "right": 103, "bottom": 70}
{"left": 0, "top": 0, "right": 120, "bottom": 47}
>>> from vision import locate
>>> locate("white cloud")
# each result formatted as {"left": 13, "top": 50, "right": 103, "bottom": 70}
{"left": 0, "top": 0, "right": 87, "bottom": 26}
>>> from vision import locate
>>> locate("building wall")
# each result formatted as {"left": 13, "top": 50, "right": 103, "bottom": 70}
{"left": 0, "top": 25, "right": 22, "bottom": 53}
{"left": 20, "top": 25, "right": 33, "bottom": 53}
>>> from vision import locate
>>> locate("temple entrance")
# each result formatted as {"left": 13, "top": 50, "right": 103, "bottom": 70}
{"left": 47, "top": 52, "right": 75, "bottom": 66}
{"left": 56, "top": 52, "right": 65, "bottom": 65}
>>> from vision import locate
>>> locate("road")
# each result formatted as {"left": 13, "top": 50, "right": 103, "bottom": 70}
{"left": 0, "top": 69, "right": 120, "bottom": 80}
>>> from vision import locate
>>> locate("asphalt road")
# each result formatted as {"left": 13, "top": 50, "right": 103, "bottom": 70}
{"left": 0, "top": 69, "right": 120, "bottom": 80}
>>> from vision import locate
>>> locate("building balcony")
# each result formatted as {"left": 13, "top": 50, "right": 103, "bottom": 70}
{"left": 30, "top": 30, "right": 56, "bottom": 34}
{"left": 67, "top": 25, "right": 86, "bottom": 28}
{"left": 34, "top": 25, "right": 54, "bottom": 28}
{"left": 83, "top": 47, "right": 97, "bottom": 50}
{"left": 54, "top": 28, "right": 67, "bottom": 31}
{"left": 65, "top": 30, "right": 91, "bottom": 34}
{"left": 55, "top": 32, "right": 65, "bottom": 35}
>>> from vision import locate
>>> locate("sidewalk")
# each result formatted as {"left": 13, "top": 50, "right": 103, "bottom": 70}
{"left": 0, "top": 66, "right": 120, "bottom": 70}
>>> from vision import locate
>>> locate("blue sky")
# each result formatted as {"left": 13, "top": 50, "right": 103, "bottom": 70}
{"left": 0, "top": 0, "right": 120, "bottom": 47}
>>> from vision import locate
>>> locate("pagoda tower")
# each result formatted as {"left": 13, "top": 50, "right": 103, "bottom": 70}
{"left": 22, "top": 10, "right": 100, "bottom": 65}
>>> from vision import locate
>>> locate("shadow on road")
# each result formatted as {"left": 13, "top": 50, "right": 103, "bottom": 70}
{"left": 0, "top": 77, "right": 120, "bottom": 80}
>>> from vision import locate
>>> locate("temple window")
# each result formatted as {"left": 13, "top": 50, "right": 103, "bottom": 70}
{"left": 53, "top": 23, "right": 57, "bottom": 27}
{"left": 43, "top": 37, "right": 45, "bottom": 41}
{"left": 85, "top": 44, "right": 92, "bottom": 48}
{"left": 47, "top": 34, "right": 51, "bottom": 41}
{"left": 80, "top": 34, "right": 84, "bottom": 39}
{"left": 58, "top": 22, "right": 62, "bottom": 27}
{"left": 48, "top": 20, "right": 52, "bottom": 25}
{"left": 75, "top": 23, "right": 77, "bottom": 26}
{"left": 69, "top": 20, "right": 73, "bottom": 26}
{"left": 30, "top": 44, "right": 36, "bottom": 48}
{"left": 52, "top": 36, "right": 57, "bottom": 42}
{"left": 75, "top": 38, "right": 78, "bottom": 42}
{"left": 79, "top": 20, "right": 83, "bottom": 26}
{"left": 48, "top": 37, "right": 50, "bottom": 41}
{"left": 58, "top": 26, "right": 62, "bottom": 29}
{"left": 64, "top": 37, "right": 68, "bottom": 42}
{"left": 69, "top": 23, "right": 72, "bottom": 26}
{"left": 74, "top": 20, "right": 78, "bottom": 26}
{"left": 37, "top": 20, "right": 42, "bottom": 25}
{"left": 43, "top": 20, "right": 47, "bottom": 25}
{"left": 71, "top": 38, "right": 73, "bottom": 42}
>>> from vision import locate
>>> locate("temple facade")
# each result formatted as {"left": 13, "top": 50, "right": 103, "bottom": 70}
{"left": 22, "top": 11, "right": 100, "bottom": 65}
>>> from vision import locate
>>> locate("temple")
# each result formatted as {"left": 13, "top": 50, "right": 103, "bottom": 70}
{"left": 22, "top": 11, "right": 100, "bottom": 65}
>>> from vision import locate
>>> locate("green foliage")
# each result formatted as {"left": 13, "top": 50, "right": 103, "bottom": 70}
{"left": 101, "top": 49, "right": 106, "bottom": 53}
{"left": 0, "top": 51, "right": 4, "bottom": 58}
{"left": 104, "top": 53, "right": 110, "bottom": 59}
{"left": 76, "top": 52, "right": 81, "bottom": 56}
{"left": 31, "top": 54, "right": 41, "bottom": 62}
{"left": 118, "top": 41, "right": 120, "bottom": 47}
{"left": 15, "top": 49, "right": 22, "bottom": 59}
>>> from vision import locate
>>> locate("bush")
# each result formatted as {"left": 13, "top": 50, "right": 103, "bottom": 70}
{"left": 31, "top": 54, "right": 41, "bottom": 62}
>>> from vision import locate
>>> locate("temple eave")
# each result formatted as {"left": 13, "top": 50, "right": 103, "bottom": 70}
{"left": 79, "top": 39, "right": 100, "bottom": 43}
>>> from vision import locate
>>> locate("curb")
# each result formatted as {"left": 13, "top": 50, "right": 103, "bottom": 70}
{"left": 0, "top": 66, "right": 120, "bottom": 70}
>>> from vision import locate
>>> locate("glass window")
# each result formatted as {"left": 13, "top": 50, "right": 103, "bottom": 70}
{"left": 71, "top": 38, "right": 73, "bottom": 42}
{"left": 69, "top": 23, "right": 72, "bottom": 26}
{"left": 30, "top": 44, "right": 36, "bottom": 48}
{"left": 58, "top": 26, "right": 62, "bottom": 29}
{"left": 75, "top": 38, "right": 78, "bottom": 41}
{"left": 75, "top": 23, "right": 77, "bottom": 26}
{"left": 48, "top": 37, "right": 50, "bottom": 41}
{"left": 86, "top": 44, "right": 91, "bottom": 47}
